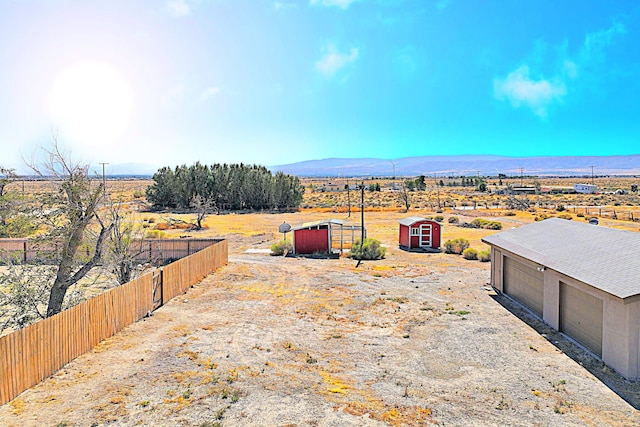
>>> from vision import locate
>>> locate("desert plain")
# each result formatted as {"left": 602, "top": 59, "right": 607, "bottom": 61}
{"left": 1, "top": 177, "right": 640, "bottom": 426}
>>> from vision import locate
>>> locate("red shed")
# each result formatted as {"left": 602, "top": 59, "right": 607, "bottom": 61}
{"left": 292, "top": 219, "right": 364, "bottom": 255}
{"left": 398, "top": 217, "right": 441, "bottom": 251}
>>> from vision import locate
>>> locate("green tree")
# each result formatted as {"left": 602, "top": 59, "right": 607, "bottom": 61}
{"left": 146, "top": 163, "right": 304, "bottom": 212}
{"left": 405, "top": 179, "right": 416, "bottom": 192}
{"left": 146, "top": 166, "right": 178, "bottom": 208}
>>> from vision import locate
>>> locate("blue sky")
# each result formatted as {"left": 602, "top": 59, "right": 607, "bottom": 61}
{"left": 0, "top": 0, "right": 638, "bottom": 173}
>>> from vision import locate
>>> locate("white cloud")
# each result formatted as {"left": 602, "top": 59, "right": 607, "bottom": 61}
{"left": 563, "top": 60, "right": 578, "bottom": 79}
{"left": 200, "top": 86, "right": 221, "bottom": 100}
{"left": 493, "top": 22, "right": 626, "bottom": 119}
{"left": 493, "top": 66, "right": 566, "bottom": 118}
{"left": 274, "top": 2, "right": 298, "bottom": 11}
{"left": 309, "top": 0, "right": 359, "bottom": 9}
{"left": 579, "top": 22, "right": 625, "bottom": 63}
{"left": 166, "top": 0, "right": 192, "bottom": 18}
{"left": 315, "top": 44, "right": 359, "bottom": 76}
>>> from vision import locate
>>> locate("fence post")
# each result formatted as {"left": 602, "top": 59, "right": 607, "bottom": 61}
{"left": 23, "top": 241, "right": 27, "bottom": 264}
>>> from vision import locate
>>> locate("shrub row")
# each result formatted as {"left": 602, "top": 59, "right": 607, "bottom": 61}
{"left": 462, "top": 247, "right": 490, "bottom": 261}
{"left": 271, "top": 237, "right": 386, "bottom": 260}
{"left": 445, "top": 238, "right": 491, "bottom": 262}
{"left": 470, "top": 218, "right": 503, "bottom": 230}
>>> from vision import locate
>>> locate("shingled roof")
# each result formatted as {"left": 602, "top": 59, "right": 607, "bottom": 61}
{"left": 482, "top": 218, "right": 640, "bottom": 299}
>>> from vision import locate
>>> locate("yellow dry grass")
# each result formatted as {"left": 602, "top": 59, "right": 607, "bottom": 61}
{"left": 90, "top": 175, "right": 640, "bottom": 249}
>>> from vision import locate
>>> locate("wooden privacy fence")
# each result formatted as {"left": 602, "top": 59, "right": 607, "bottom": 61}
{"left": 0, "top": 239, "right": 228, "bottom": 406}
{"left": 0, "top": 238, "right": 222, "bottom": 265}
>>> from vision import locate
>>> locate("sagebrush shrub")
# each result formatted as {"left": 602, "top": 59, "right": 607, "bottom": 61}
{"left": 478, "top": 249, "right": 491, "bottom": 262}
{"left": 463, "top": 248, "right": 478, "bottom": 260}
{"left": 470, "top": 218, "right": 502, "bottom": 230}
{"left": 349, "top": 238, "right": 386, "bottom": 260}
{"left": 443, "top": 238, "right": 470, "bottom": 254}
{"left": 448, "top": 216, "right": 459, "bottom": 224}
{"left": 270, "top": 239, "right": 292, "bottom": 256}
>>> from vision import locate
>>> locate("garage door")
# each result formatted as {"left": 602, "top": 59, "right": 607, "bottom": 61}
{"left": 560, "top": 282, "right": 603, "bottom": 357}
{"left": 503, "top": 256, "right": 544, "bottom": 317}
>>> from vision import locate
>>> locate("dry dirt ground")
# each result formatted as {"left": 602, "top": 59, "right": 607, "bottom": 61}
{"left": 2, "top": 226, "right": 640, "bottom": 427}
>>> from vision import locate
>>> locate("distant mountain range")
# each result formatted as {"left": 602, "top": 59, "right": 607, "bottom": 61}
{"left": 270, "top": 155, "right": 640, "bottom": 177}
{"left": 7, "top": 155, "right": 639, "bottom": 178}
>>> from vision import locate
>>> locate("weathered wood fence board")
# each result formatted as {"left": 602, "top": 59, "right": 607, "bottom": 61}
{"left": 0, "top": 239, "right": 227, "bottom": 405}
{"left": 0, "top": 238, "right": 223, "bottom": 265}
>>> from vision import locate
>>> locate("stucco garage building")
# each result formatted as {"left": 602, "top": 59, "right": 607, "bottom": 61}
{"left": 482, "top": 218, "right": 640, "bottom": 380}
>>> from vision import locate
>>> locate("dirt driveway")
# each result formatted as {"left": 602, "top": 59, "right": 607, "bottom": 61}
{"left": 1, "top": 235, "right": 639, "bottom": 426}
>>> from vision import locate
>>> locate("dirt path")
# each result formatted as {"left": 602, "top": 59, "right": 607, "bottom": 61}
{"left": 1, "top": 245, "right": 639, "bottom": 426}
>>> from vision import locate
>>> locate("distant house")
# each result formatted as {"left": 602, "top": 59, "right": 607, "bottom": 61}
{"left": 574, "top": 183, "right": 598, "bottom": 194}
{"left": 319, "top": 183, "right": 341, "bottom": 192}
{"left": 398, "top": 217, "right": 441, "bottom": 251}
{"left": 482, "top": 218, "right": 640, "bottom": 380}
{"left": 292, "top": 219, "right": 365, "bottom": 255}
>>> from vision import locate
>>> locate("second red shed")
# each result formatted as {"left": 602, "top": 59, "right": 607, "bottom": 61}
{"left": 398, "top": 216, "right": 442, "bottom": 251}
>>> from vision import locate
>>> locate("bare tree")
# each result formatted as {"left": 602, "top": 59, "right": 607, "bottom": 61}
{"left": 105, "top": 200, "right": 145, "bottom": 285}
{"left": 399, "top": 180, "right": 411, "bottom": 212}
{"left": 505, "top": 195, "right": 531, "bottom": 210}
{"left": 191, "top": 194, "right": 215, "bottom": 230}
{"left": 26, "top": 142, "right": 113, "bottom": 317}
{"left": 0, "top": 166, "right": 17, "bottom": 197}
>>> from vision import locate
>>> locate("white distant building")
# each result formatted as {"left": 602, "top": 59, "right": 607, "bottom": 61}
{"left": 574, "top": 183, "right": 598, "bottom": 194}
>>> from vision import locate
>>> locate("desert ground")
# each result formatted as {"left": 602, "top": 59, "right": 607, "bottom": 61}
{"left": 1, "top": 177, "right": 640, "bottom": 426}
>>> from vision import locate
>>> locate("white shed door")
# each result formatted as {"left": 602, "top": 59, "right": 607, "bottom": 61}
{"left": 560, "top": 282, "right": 603, "bottom": 357}
{"left": 419, "top": 224, "right": 432, "bottom": 247}
{"left": 503, "top": 256, "right": 544, "bottom": 317}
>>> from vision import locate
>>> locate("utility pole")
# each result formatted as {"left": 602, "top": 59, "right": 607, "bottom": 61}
{"left": 590, "top": 165, "right": 595, "bottom": 184}
{"left": 346, "top": 178, "right": 351, "bottom": 218}
{"left": 360, "top": 181, "right": 365, "bottom": 246}
{"left": 520, "top": 167, "right": 524, "bottom": 187}
{"left": 99, "top": 162, "right": 109, "bottom": 194}
{"left": 435, "top": 173, "right": 441, "bottom": 209}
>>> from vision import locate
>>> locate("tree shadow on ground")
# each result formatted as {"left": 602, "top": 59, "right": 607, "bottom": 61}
{"left": 490, "top": 291, "right": 640, "bottom": 410}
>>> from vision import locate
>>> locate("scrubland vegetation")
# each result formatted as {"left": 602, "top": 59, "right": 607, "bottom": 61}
{"left": 2, "top": 167, "right": 640, "bottom": 425}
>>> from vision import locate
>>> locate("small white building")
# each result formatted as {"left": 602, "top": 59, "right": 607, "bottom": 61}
{"left": 574, "top": 183, "right": 598, "bottom": 194}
